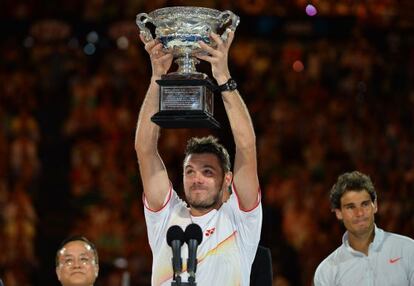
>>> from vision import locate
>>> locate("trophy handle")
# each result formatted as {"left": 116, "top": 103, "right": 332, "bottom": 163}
{"left": 136, "top": 13, "right": 154, "bottom": 42}
{"left": 218, "top": 10, "right": 240, "bottom": 41}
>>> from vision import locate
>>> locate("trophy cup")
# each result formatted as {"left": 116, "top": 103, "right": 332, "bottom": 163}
{"left": 136, "top": 7, "right": 240, "bottom": 128}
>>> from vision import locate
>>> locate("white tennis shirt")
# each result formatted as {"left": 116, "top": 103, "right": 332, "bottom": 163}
{"left": 144, "top": 185, "right": 262, "bottom": 286}
{"left": 314, "top": 225, "right": 414, "bottom": 286}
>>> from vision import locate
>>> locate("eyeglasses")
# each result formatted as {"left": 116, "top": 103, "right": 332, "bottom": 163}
{"left": 60, "top": 256, "right": 95, "bottom": 268}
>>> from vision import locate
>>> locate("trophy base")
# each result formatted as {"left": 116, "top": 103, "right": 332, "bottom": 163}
{"left": 151, "top": 110, "right": 220, "bottom": 129}
{"left": 161, "top": 72, "right": 208, "bottom": 81}
{"left": 153, "top": 75, "right": 220, "bottom": 129}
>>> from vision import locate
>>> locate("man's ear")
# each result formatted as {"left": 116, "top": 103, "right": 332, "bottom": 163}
{"left": 56, "top": 267, "right": 61, "bottom": 281}
{"left": 334, "top": 208, "right": 343, "bottom": 220}
{"left": 225, "top": 171, "right": 233, "bottom": 188}
{"left": 94, "top": 265, "right": 99, "bottom": 278}
{"left": 373, "top": 200, "right": 378, "bottom": 214}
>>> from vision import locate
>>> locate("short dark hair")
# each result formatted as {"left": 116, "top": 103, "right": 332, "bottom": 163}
{"left": 55, "top": 235, "right": 99, "bottom": 267}
{"left": 330, "top": 171, "right": 377, "bottom": 209}
{"left": 184, "top": 136, "right": 231, "bottom": 173}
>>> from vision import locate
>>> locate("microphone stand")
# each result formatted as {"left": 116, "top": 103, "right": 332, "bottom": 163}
{"left": 171, "top": 266, "right": 196, "bottom": 286}
{"left": 170, "top": 266, "right": 197, "bottom": 285}
{"left": 188, "top": 276, "right": 196, "bottom": 286}
{"left": 171, "top": 274, "right": 183, "bottom": 286}
{"left": 171, "top": 280, "right": 195, "bottom": 286}
{"left": 171, "top": 223, "right": 202, "bottom": 286}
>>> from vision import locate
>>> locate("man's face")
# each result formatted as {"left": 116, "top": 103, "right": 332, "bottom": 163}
{"left": 183, "top": 153, "right": 230, "bottom": 215}
{"left": 335, "top": 190, "right": 377, "bottom": 237}
{"left": 56, "top": 241, "right": 99, "bottom": 286}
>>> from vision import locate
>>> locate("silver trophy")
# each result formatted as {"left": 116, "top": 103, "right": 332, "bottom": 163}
{"left": 136, "top": 6, "right": 239, "bottom": 128}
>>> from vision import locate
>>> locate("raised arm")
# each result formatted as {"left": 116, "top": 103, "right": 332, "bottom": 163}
{"left": 135, "top": 34, "right": 173, "bottom": 210}
{"left": 197, "top": 31, "right": 259, "bottom": 210}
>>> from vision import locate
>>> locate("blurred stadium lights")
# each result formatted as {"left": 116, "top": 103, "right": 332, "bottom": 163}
{"left": 23, "top": 36, "right": 34, "bottom": 48}
{"left": 83, "top": 42, "right": 96, "bottom": 55}
{"left": 117, "top": 36, "right": 129, "bottom": 50}
{"left": 86, "top": 31, "right": 99, "bottom": 44}
{"left": 305, "top": 4, "right": 318, "bottom": 17}
{"left": 293, "top": 60, "right": 304, "bottom": 72}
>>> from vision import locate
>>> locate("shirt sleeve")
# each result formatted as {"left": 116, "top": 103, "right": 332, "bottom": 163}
{"left": 313, "top": 258, "right": 334, "bottom": 286}
{"left": 144, "top": 188, "right": 184, "bottom": 251}
{"left": 406, "top": 238, "right": 414, "bottom": 285}
{"left": 225, "top": 185, "right": 262, "bottom": 248}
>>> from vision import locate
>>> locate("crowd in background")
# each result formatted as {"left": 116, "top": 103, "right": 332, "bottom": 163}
{"left": 1, "top": 0, "right": 414, "bottom": 285}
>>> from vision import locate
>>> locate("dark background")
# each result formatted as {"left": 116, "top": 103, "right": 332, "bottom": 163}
{"left": 1, "top": 0, "right": 413, "bottom": 285}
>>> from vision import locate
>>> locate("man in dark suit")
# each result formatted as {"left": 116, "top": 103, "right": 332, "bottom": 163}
{"left": 250, "top": 245, "right": 273, "bottom": 286}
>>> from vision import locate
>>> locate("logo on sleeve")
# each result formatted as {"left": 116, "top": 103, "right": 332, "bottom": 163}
{"left": 389, "top": 257, "right": 401, "bottom": 264}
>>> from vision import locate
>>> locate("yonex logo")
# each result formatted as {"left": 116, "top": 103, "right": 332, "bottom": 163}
{"left": 205, "top": 227, "right": 216, "bottom": 237}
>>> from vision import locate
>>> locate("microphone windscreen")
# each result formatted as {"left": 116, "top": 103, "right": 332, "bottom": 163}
{"left": 167, "top": 225, "right": 185, "bottom": 246}
{"left": 184, "top": 223, "right": 203, "bottom": 244}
